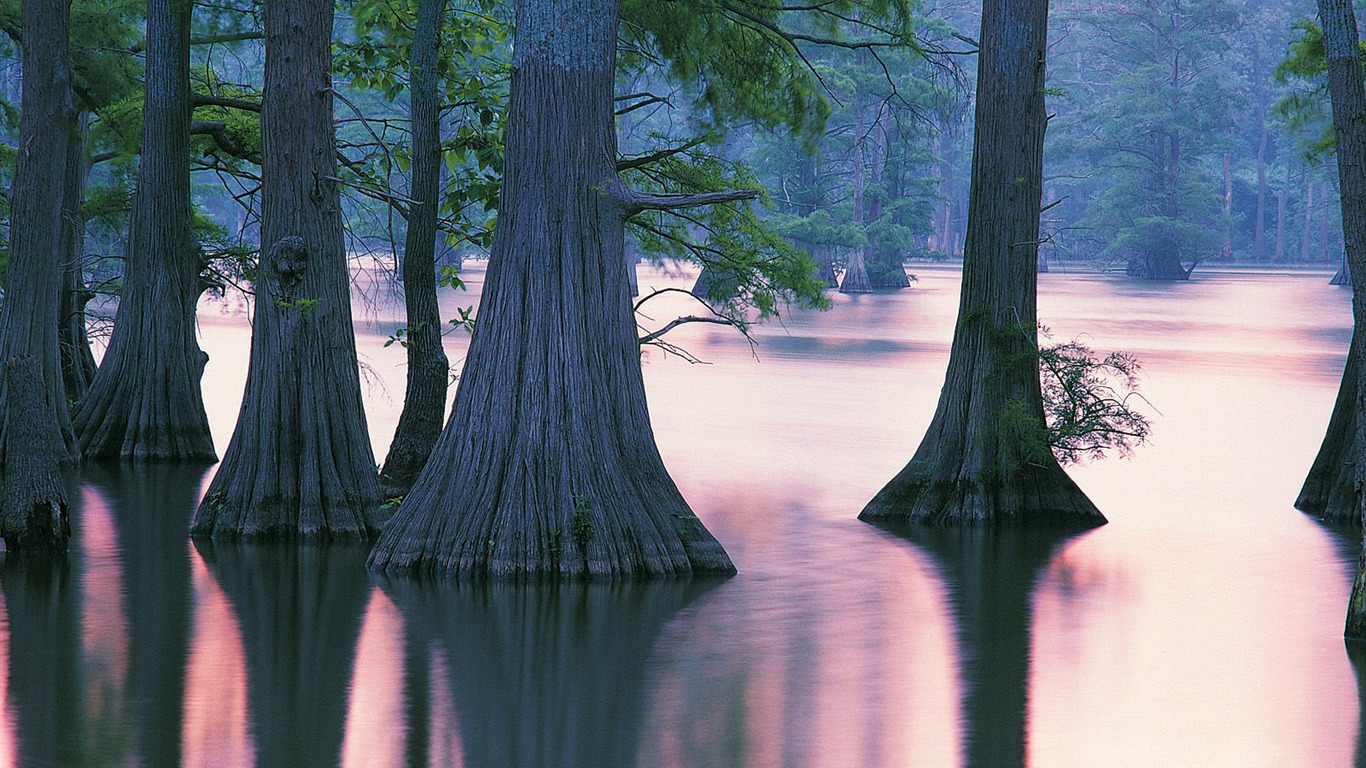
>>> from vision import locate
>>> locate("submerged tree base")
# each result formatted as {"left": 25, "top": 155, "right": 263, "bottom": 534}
{"left": 859, "top": 459, "right": 1106, "bottom": 527}
{"left": 1126, "top": 255, "right": 1192, "bottom": 280}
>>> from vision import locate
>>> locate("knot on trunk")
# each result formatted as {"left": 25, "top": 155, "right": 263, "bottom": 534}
{"left": 268, "top": 235, "right": 309, "bottom": 300}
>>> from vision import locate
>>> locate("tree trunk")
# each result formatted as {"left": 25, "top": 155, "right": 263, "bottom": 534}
{"left": 1297, "top": 329, "right": 1359, "bottom": 522}
{"left": 2, "top": 357, "right": 70, "bottom": 551}
{"left": 367, "top": 0, "right": 734, "bottom": 578}
{"left": 841, "top": 99, "right": 874, "bottom": 295}
{"left": 74, "top": 0, "right": 215, "bottom": 461}
{"left": 1304, "top": 180, "right": 1316, "bottom": 262}
{"left": 1254, "top": 38, "right": 1269, "bottom": 261}
{"left": 859, "top": 0, "right": 1103, "bottom": 527}
{"left": 1222, "top": 150, "right": 1232, "bottom": 259}
{"left": 1275, "top": 186, "right": 1287, "bottom": 262}
{"left": 379, "top": 0, "right": 451, "bottom": 498}
{"left": 58, "top": 114, "right": 96, "bottom": 403}
{"left": 192, "top": 0, "right": 381, "bottom": 538}
{"left": 1314, "top": 0, "right": 1366, "bottom": 639}
{"left": 0, "top": 0, "right": 77, "bottom": 462}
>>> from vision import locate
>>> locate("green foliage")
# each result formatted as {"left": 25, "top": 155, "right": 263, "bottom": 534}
{"left": 1038, "top": 329, "right": 1153, "bottom": 465}
{"left": 272, "top": 297, "right": 320, "bottom": 318}
{"left": 625, "top": 141, "right": 830, "bottom": 325}
{"left": 1274, "top": 18, "right": 1366, "bottom": 160}
{"left": 570, "top": 493, "right": 593, "bottom": 550}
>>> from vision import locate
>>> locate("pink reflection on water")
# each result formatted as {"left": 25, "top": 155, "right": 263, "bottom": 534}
{"left": 183, "top": 549, "right": 254, "bottom": 768}
{"left": 342, "top": 589, "right": 406, "bottom": 768}
{"left": 76, "top": 483, "right": 128, "bottom": 750}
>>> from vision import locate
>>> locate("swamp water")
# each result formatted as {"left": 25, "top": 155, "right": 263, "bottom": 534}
{"left": 0, "top": 263, "right": 1359, "bottom": 767}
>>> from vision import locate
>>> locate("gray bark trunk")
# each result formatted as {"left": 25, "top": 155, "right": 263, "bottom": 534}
{"left": 1315, "top": 0, "right": 1366, "bottom": 639}
{"left": 379, "top": 0, "right": 451, "bottom": 497}
{"left": 74, "top": 0, "right": 216, "bottom": 460}
{"left": 0, "top": 0, "right": 77, "bottom": 463}
{"left": 58, "top": 114, "right": 96, "bottom": 402}
{"left": 859, "top": 0, "right": 1103, "bottom": 526}
{"left": 192, "top": 0, "right": 381, "bottom": 537}
{"left": 1297, "top": 330, "right": 1359, "bottom": 522}
{"left": 367, "top": 0, "right": 734, "bottom": 578}
{"left": 2, "top": 357, "right": 70, "bottom": 551}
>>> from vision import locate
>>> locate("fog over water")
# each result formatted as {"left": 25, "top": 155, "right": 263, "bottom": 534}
{"left": 2, "top": 263, "right": 1359, "bottom": 767}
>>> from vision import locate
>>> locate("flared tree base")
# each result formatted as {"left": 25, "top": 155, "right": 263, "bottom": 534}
{"left": 859, "top": 458, "right": 1106, "bottom": 527}
{"left": 367, "top": 469, "right": 736, "bottom": 580}
{"left": 1126, "top": 255, "right": 1192, "bottom": 280}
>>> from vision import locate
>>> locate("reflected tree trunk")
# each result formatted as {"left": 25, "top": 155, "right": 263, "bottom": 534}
{"left": 380, "top": 578, "right": 718, "bottom": 768}
{"left": 90, "top": 461, "right": 208, "bottom": 767}
{"left": 194, "top": 540, "right": 372, "bottom": 768}
{"left": 1, "top": 554, "right": 82, "bottom": 766}
{"left": 880, "top": 525, "right": 1083, "bottom": 768}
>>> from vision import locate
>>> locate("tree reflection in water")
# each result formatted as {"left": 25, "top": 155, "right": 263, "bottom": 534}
{"left": 872, "top": 523, "right": 1092, "bottom": 768}
{"left": 89, "top": 461, "right": 208, "bottom": 767}
{"left": 193, "top": 539, "right": 371, "bottom": 768}
{"left": 2, "top": 549, "right": 82, "bottom": 767}
{"left": 382, "top": 577, "right": 722, "bottom": 768}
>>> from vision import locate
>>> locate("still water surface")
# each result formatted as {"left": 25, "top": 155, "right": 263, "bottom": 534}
{"left": 3, "top": 264, "right": 1360, "bottom": 767}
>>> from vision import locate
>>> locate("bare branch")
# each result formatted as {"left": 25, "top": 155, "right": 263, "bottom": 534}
{"left": 620, "top": 187, "right": 758, "bottom": 215}
{"left": 616, "top": 137, "right": 709, "bottom": 172}
{"left": 192, "top": 92, "right": 262, "bottom": 113}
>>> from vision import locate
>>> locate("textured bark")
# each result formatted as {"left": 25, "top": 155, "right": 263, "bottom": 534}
{"left": 1335, "top": 260, "right": 1353, "bottom": 286}
{"left": 1, "top": 357, "right": 70, "bottom": 551}
{"left": 839, "top": 250, "right": 873, "bottom": 293}
{"left": 1297, "top": 331, "right": 1359, "bottom": 523}
{"left": 74, "top": 0, "right": 215, "bottom": 461}
{"left": 367, "top": 0, "right": 734, "bottom": 578}
{"left": 0, "top": 0, "right": 77, "bottom": 461}
{"left": 381, "top": 578, "right": 717, "bottom": 767}
{"left": 1316, "top": 0, "right": 1366, "bottom": 639}
{"left": 58, "top": 115, "right": 96, "bottom": 402}
{"left": 379, "top": 0, "right": 451, "bottom": 497}
{"left": 192, "top": 0, "right": 381, "bottom": 537}
{"left": 859, "top": 0, "right": 1103, "bottom": 527}
{"left": 195, "top": 540, "right": 370, "bottom": 767}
